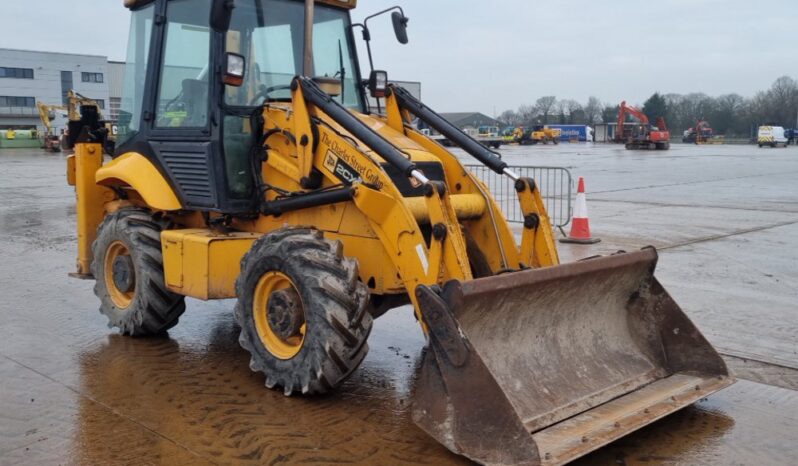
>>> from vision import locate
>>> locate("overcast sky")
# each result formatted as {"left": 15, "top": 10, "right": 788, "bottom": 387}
{"left": 2, "top": 0, "right": 795, "bottom": 115}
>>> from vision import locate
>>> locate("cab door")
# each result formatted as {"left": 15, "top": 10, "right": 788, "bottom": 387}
{"left": 147, "top": 0, "right": 218, "bottom": 210}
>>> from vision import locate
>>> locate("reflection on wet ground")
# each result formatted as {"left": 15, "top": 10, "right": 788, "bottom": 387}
{"left": 2, "top": 147, "right": 798, "bottom": 465}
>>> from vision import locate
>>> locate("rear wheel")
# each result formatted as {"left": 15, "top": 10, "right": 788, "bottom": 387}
{"left": 91, "top": 210, "right": 185, "bottom": 336}
{"left": 235, "top": 228, "right": 373, "bottom": 395}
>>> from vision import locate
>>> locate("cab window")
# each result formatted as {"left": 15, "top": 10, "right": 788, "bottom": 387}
{"left": 155, "top": 0, "right": 211, "bottom": 128}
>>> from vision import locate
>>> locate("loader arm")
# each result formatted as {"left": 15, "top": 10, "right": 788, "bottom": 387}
{"left": 262, "top": 76, "right": 477, "bottom": 326}
{"left": 385, "top": 84, "right": 559, "bottom": 268}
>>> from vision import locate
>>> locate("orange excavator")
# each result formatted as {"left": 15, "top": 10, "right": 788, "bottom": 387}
{"left": 615, "top": 101, "right": 670, "bottom": 150}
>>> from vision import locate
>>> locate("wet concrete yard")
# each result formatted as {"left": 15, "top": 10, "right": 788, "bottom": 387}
{"left": 1, "top": 144, "right": 797, "bottom": 465}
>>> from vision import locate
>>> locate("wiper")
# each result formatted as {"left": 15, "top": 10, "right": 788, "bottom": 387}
{"left": 338, "top": 39, "right": 345, "bottom": 104}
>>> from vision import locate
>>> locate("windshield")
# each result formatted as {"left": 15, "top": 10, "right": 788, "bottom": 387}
{"left": 226, "top": 0, "right": 362, "bottom": 109}
{"left": 117, "top": 3, "right": 154, "bottom": 147}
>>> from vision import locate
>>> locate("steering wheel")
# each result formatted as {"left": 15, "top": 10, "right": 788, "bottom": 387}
{"left": 249, "top": 84, "right": 293, "bottom": 106}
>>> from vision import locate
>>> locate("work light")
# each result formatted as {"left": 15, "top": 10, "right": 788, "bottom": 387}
{"left": 369, "top": 70, "right": 388, "bottom": 98}
{"left": 224, "top": 53, "right": 246, "bottom": 87}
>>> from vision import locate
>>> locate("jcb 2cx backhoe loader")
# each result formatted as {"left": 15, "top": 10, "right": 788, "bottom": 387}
{"left": 66, "top": 1, "right": 733, "bottom": 464}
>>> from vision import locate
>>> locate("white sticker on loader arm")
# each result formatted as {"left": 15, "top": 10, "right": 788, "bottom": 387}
{"left": 416, "top": 244, "right": 429, "bottom": 275}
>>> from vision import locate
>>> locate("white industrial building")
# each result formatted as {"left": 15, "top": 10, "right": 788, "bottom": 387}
{"left": 0, "top": 48, "right": 113, "bottom": 134}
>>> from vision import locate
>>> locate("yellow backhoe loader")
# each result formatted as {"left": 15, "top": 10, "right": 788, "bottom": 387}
{"left": 66, "top": 1, "right": 733, "bottom": 464}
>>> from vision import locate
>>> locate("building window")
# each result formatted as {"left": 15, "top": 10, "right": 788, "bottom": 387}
{"left": 109, "top": 97, "right": 122, "bottom": 121}
{"left": 93, "top": 99, "right": 105, "bottom": 110}
{"left": 0, "top": 96, "right": 36, "bottom": 107}
{"left": 61, "top": 71, "right": 73, "bottom": 105}
{"left": 81, "top": 72, "right": 104, "bottom": 83}
{"left": 0, "top": 67, "right": 34, "bottom": 79}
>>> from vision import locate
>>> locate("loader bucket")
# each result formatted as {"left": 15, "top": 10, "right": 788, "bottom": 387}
{"left": 412, "top": 247, "right": 733, "bottom": 466}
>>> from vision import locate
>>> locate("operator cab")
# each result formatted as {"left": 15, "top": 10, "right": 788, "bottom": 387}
{"left": 116, "top": 0, "right": 365, "bottom": 213}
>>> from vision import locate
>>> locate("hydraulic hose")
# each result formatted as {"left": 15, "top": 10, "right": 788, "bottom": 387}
{"left": 389, "top": 85, "right": 508, "bottom": 175}
{"left": 295, "top": 77, "right": 419, "bottom": 180}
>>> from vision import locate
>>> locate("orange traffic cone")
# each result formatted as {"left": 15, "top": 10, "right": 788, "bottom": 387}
{"left": 560, "top": 177, "right": 601, "bottom": 244}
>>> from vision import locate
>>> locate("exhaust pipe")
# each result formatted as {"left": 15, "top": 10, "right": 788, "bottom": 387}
{"left": 304, "top": 0, "right": 314, "bottom": 76}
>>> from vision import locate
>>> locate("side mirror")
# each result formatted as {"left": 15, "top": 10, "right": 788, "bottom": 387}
{"left": 211, "top": 0, "right": 235, "bottom": 32}
{"left": 368, "top": 70, "right": 388, "bottom": 98}
{"left": 223, "top": 53, "right": 246, "bottom": 87}
{"left": 391, "top": 11, "right": 409, "bottom": 44}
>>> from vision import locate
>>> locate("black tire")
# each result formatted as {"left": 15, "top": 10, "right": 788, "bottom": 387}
{"left": 91, "top": 209, "right": 186, "bottom": 336}
{"left": 235, "top": 228, "right": 373, "bottom": 395}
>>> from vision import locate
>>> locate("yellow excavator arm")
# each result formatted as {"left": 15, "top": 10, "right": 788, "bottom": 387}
{"left": 37, "top": 90, "right": 105, "bottom": 131}
{"left": 36, "top": 101, "right": 65, "bottom": 133}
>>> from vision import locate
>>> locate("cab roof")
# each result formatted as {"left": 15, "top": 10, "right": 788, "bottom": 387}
{"left": 124, "top": 0, "right": 356, "bottom": 10}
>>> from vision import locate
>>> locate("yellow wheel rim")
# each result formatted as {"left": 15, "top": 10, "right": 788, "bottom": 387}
{"left": 253, "top": 271, "right": 306, "bottom": 360}
{"left": 104, "top": 241, "right": 135, "bottom": 309}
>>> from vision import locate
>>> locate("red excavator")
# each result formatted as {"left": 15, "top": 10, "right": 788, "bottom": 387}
{"left": 615, "top": 101, "right": 670, "bottom": 150}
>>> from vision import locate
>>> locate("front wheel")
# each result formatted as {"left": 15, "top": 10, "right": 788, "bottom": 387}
{"left": 235, "top": 228, "right": 373, "bottom": 395}
{"left": 91, "top": 210, "right": 186, "bottom": 336}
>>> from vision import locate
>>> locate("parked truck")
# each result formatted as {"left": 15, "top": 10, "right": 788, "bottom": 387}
{"left": 545, "top": 124, "right": 592, "bottom": 142}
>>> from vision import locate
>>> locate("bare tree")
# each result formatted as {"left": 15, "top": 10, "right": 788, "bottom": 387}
{"left": 556, "top": 100, "right": 568, "bottom": 124}
{"left": 764, "top": 76, "right": 798, "bottom": 126}
{"left": 517, "top": 104, "right": 538, "bottom": 125}
{"left": 601, "top": 104, "right": 619, "bottom": 124}
{"left": 564, "top": 100, "right": 583, "bottom": 124}
{"left": 535, "top": 96, "right": 557, "bottom": 124}
{"left": 712, "top": 94, "right": 745, "bottom": 134}
{"left": 583, "top": 97, "right": 602, "bottom": 125}
{"left": 554, "top": 99, "right": 583, "bottom": 124}
{"left": 497, "top": 109, "right": 523, "bottom": 126}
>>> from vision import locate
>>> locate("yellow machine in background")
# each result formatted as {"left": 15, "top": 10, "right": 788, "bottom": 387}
{"left": 37, "top": 102, "right": 65, "bottom": 152}
{"left": 513, "top": 125, "right": 561, "bottom": 145}
{"left": 38, "top": 90, "right": 114, "bottom": 153}
{"left": 530, "top": 125, "right": 561, "bottom": 144}
{"left": 65, "top": 1, "right": 733, "bottom": 464}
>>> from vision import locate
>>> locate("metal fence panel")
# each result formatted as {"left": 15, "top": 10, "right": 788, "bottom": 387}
{"left": 464, "top": 165, "right": 573, "bottom": 232}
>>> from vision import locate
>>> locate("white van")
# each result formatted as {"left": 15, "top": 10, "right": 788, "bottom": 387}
{"left": 758, "top": 126, "right": 788, "bottom": 147}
